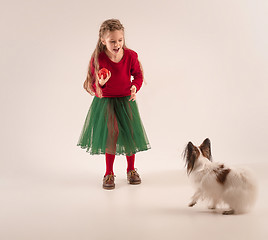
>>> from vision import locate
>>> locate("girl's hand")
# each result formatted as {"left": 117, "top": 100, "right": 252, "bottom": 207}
{"left": 98, "top": 71, "right": 111, "bottom": 86}
{"left": 129, "top": 85, "right": 137, "bottom": 101}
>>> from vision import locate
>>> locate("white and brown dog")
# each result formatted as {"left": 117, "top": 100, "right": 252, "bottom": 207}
{"left": 183, "top": 138, "right": 257, "bottom": 215}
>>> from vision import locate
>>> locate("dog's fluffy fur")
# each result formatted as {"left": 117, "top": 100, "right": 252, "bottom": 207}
{"left": 183, "top": 138, "right": 257, "bottom": 215}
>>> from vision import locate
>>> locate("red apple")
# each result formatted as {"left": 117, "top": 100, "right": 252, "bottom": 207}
{"left": 98, "top": 68, "right": 109, "bottom": 79}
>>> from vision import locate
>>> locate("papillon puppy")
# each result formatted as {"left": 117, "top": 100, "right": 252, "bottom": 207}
{"left": 183, "top": 138, "right": 257, "bottom": 215}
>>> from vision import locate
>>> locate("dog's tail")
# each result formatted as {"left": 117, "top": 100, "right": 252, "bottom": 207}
{"left": 223, "top": 168, "right": 258, "bottom": 214}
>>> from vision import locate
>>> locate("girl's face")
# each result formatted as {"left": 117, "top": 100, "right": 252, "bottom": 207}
{"left": 101, "top": 30, "right": 124, "bottom": 57}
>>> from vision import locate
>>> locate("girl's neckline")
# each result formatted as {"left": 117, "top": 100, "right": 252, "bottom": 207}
{"left": 104, "top": 48, "right": 125, "bottom": 63}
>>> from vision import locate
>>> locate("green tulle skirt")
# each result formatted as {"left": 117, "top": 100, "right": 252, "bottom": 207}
{"left": 77, "top": 96, "right": 150, "bottom": 156}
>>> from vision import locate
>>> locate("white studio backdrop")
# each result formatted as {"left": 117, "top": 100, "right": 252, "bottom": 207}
{"left": 1, "top": 0, "right": 268, "bottom": 179}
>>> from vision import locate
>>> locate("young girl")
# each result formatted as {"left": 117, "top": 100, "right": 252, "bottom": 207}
{"left": 77, "top": 19, "right": 150, "bottom": 190}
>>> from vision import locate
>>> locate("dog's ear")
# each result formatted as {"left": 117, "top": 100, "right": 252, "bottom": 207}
{"left": 187, "top": 141, "right": 194, "bottom": 151}
{"left": 185, "top": 142, "right": 195, "bottom": 159}
{"left": 184, "top": 142, "right": 199, "bottom": 175}
{"left": 199, "top": 138, "right": 212, "bottom": 161}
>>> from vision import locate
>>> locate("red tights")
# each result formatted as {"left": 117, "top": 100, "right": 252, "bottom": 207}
{"left": 105, "top": 153, "right": 135, "bottom": 176}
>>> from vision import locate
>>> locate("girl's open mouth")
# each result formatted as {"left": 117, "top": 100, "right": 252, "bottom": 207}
{"left": 113, "top": 48, "right": 120, "bottom": 53}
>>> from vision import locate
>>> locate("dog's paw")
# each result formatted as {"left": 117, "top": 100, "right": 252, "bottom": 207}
{"left": 222, "top": 209, "right": 235, "bottom": 215}
{"left": 208, "top": 206, "right": 216, "bottom": 210}
{"left": 188, "top": 202, "right": 196, "bottom": 207}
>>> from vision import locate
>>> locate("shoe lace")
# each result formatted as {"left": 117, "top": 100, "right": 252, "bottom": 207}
{"left": 105, "top": 174, "right": 115, "bottom": 183}
{"left": 129, "top": 169, "right": 139, "bottom": 177}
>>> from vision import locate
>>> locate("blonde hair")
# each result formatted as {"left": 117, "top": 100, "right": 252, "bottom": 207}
{"left": 83, "top": 19, "right": 126, "bottom": 97}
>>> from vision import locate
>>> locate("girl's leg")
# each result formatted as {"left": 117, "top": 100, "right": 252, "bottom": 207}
{"left": 106, "top": 103, "right": 119, "bottom": 154}
{"left": 126, "top": 154, "right": 135, "bottom": 173}
{"left": 126, "top": 154, "right": 141, "bottom": 184}
{"left": 105, "top": 153, "right": 115, "bottom": 176}
{"left": 103, "top": 153, "right": 116, "bottom": 190}
{"left": 103, "top": 104, "right": 118, "bottom": 190}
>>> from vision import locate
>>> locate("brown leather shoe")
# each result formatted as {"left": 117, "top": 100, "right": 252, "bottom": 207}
{"left": 103, "top": 174, "right": 115, "bottom": 190}
{"left": 127, "top": 169, "right": 141, "bottom": 185}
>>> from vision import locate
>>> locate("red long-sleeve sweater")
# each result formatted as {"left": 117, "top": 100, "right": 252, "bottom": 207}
{"left": 91, "top": 48, "right": 143, "bottom": 98}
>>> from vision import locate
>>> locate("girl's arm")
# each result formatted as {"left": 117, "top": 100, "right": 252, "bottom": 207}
{"left": 130, "top": 52, "right": 143, "bottom": 92}
{"left": 98, "top": 71, "right": 111, "bottom": 87}
{"left": 129, "top": 85, "right": 136, "bottom": 101}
